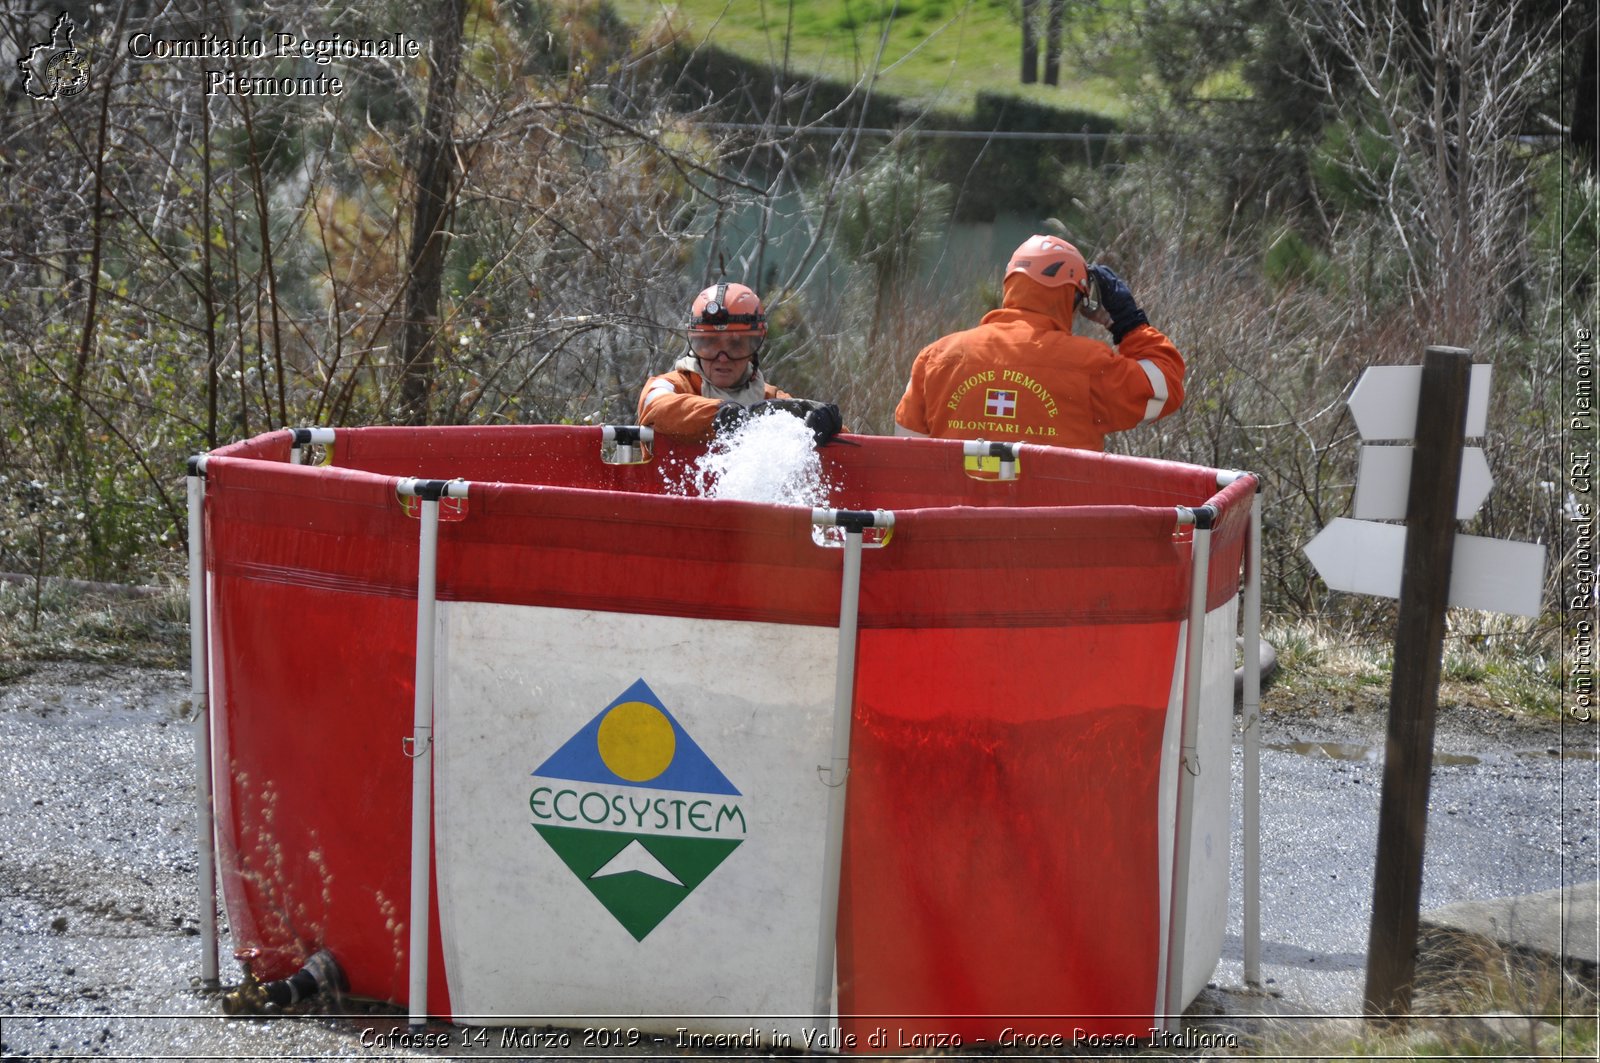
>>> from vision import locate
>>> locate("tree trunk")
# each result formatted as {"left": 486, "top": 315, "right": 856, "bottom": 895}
{"left": 399, "top": 0, "right": 469, "bottom": 426}
{"left": 1045, "top": 0, "right": 1063, "bottom": 85}
{"left": 1021, "top": 0, "right": 1039, "bottom": 83}
{"left": 1574, "top": 12, "right": 1597, "bottom": 173}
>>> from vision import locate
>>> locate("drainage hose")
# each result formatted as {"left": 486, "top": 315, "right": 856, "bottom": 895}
{"left": 261, "top": 948, "right": 346, "bottom": 1006}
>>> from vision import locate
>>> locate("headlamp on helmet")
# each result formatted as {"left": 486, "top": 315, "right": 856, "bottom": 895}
{"left": 688, "top": 282, "right": 767, "bottom": 336}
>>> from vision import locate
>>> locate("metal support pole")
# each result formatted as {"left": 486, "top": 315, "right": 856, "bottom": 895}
{"left": 399, "top": 478, "right": 466, "bottom": 1030}
{"left": 288, "top": 427, "right": 335, "bottom": 465}
{"left": 601, "top": 425, "right": 649, "bottom": 464}
{"left": 186, "top": 457, "right": 218, "bottom": 987}
{"left": 1164, "top": 505, "right": 1215, "bottom": 1030}
{"left": 809, "top": 508, "right": 891, "bottom": 1032}
{"left": 602, "top": 425, "right": 653, "bottom": 465}
{"left": 962, "top": 440, "right": 1020, "bottom": 480}
{"left": 1242, "top": 488, "right": 1264, "bottom": 987}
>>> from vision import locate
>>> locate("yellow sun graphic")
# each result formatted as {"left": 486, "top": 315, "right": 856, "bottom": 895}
{"left": 595, "top": 700, "right": 676, "bottom": 782}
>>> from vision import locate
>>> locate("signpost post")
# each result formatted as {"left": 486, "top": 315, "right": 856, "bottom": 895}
{"left": 1362, "top": 346, "right": 1469, "bottom": 1018}
{"left": 1302, "top": 346, "right": 1548, "bottom": 1020}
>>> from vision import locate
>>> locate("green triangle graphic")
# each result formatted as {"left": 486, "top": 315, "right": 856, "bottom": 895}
{"left": 535, "top": 825, "right": 742, "bottom": 941}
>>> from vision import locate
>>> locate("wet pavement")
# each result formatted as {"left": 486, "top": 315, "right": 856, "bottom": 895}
{"left": 1, "top": 662, "right": 1595, "bottom": 1058}
{"left": 1205, "top": 704, "right": 1598, "bottom": 1023}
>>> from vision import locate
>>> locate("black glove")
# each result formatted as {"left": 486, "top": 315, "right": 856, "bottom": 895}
{"left": 803, "top": 402, "right": 843, "bottom": 446}
{"left": 712, "top": 401, "right": 748, "bottom": 435}
{"left": 1087, "top": 264, "right": 1149, "bottom": 344}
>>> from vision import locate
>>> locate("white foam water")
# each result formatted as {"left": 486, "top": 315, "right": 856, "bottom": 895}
{"left": 673, "top": 410, "right": 835, "bottom": 508}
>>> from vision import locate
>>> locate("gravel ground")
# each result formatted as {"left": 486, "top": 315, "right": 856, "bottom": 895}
{"left": 0, "top": 663, "right": 402, "bottom": 1060}
{"left": 1, "top": 662, "right": 1594, "bottom": 1059}
{"left": 1207, "top": 692, "right": 1597, "bottom": 1021}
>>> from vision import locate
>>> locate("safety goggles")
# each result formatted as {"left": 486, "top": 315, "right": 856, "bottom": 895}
{"left": 688, "top": 333, "right": 756, "bottom": 360}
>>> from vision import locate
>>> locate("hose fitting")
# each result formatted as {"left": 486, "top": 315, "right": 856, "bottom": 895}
{"left": 222, "top": 948, "right": 346, "bottom": 1015}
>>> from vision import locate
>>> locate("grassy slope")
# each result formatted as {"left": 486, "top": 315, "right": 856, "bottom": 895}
{"left": 607, "top": 0, "right": 1131, "bottom": 120}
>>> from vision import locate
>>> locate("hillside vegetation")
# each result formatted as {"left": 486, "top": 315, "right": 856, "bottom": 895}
{"left": 606, "top": 0, "right": 1130, "bottom": 119}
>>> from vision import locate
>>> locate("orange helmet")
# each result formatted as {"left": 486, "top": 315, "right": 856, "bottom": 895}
{"left": 687, "top": 282, "right": 767, "bottom": 336}
{"left": 1005, "top": 235, "right": 1089, "bottom": 295}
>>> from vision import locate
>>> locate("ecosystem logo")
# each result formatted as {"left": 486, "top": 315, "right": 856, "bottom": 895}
{"left": 20, "top": 12, "right": 90, "bottom": 102}
{"left": 527, "top": 678, "right": 746, "bottom": 941}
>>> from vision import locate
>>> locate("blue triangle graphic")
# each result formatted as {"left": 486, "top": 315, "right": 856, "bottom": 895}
{"left": 532, "top": 678, "right": 741, "bottom": 795}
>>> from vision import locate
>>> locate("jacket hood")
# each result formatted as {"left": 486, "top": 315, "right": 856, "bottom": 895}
{"left": 1001, "top": 272, "right": 1076, "bottom": 329}
{"left": 674, "top": 353, "right": 771, "bottom": 406}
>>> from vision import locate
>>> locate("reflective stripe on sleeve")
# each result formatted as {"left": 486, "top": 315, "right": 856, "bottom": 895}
{"left": 642, "top": 381, "right": 676, "bottom": 408}
{"left": 894, "top": 422, "right": 929, "bottom": 438}
{"left": 1137, "top": 359, "right": 1168, "bottom": 424}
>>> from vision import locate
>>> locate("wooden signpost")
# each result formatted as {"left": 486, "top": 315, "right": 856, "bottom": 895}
{"left": 1363, "top": 347, "right": 1468, "bottom": 1018}
{"left": 1303, "top": 346, "right": 1548, "bottom": 1019}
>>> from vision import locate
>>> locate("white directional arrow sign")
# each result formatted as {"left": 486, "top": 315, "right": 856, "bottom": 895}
{"left": 1353, "top": 445, "right": 1495, "bottom": 521}
{"left": 1304, "top": 518, "right": 1546, "bottom": 617}
{"left": 1349, "top": 364, "right": 1493, "bottom": 440}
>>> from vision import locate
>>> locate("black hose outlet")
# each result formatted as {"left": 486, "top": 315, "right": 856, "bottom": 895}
{"left": 223, "top": 948, "right": 346, "bottom": 1015}
{"left": 262, "top": 948, "right": 345, "bottom": 1006}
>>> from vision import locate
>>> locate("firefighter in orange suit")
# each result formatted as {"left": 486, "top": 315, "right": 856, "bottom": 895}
{"left": 893, "top": 235, "right": 1184, "bottom": 451}
{"left": 638, "top": 281, "right": 842, "bottom": 444}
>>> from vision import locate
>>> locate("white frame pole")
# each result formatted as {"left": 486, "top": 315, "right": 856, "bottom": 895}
{"left": 187, "top": 457, "right": 219, "bottom": 986}
{"left": 1163, "top": 506, "right": 1214, "bottom": 1031}
{"left": 961, "top": 439, "right": 1019, "bottom": 480}
{"left": 1217, "top": 471, "right": 1266, "bottom": 989}
{"left": 288, "top": 426, "right": 336, "bottom": 465}
{"left": 1242, "top": 488, "right": 1264, "bottom": 985}
{"left": 601, "top": 425, "right": 654, "bottom": 464}
{"left": 399, "top": 478, "right": 466, "bottom": 1029}
{"left": 809, "top": 509, "right": 891, "bottom": 1032}
{"left": 407, "top": 490, "right": 439, "bottom": 1029}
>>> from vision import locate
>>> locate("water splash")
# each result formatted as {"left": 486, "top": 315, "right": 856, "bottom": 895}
{"left": 670, "top": 411, "right": 836, "bottom": 508}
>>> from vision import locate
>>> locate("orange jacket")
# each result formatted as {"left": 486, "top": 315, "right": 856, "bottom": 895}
{"left": 637, "top": 364, "right": 792, "bottom": 442}
{"left": 893, "top": 309, "right": 1185, "bottom": 451}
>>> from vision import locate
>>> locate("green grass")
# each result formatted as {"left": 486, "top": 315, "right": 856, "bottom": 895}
{"left": 608, "top": 0, "right": 1132, "bottom": 120}
{"left": 1262, "top": 617, "right": 1565, "bottom": 721}
{"left": 0, "top": 579, "right": 189, "bottom": 672}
